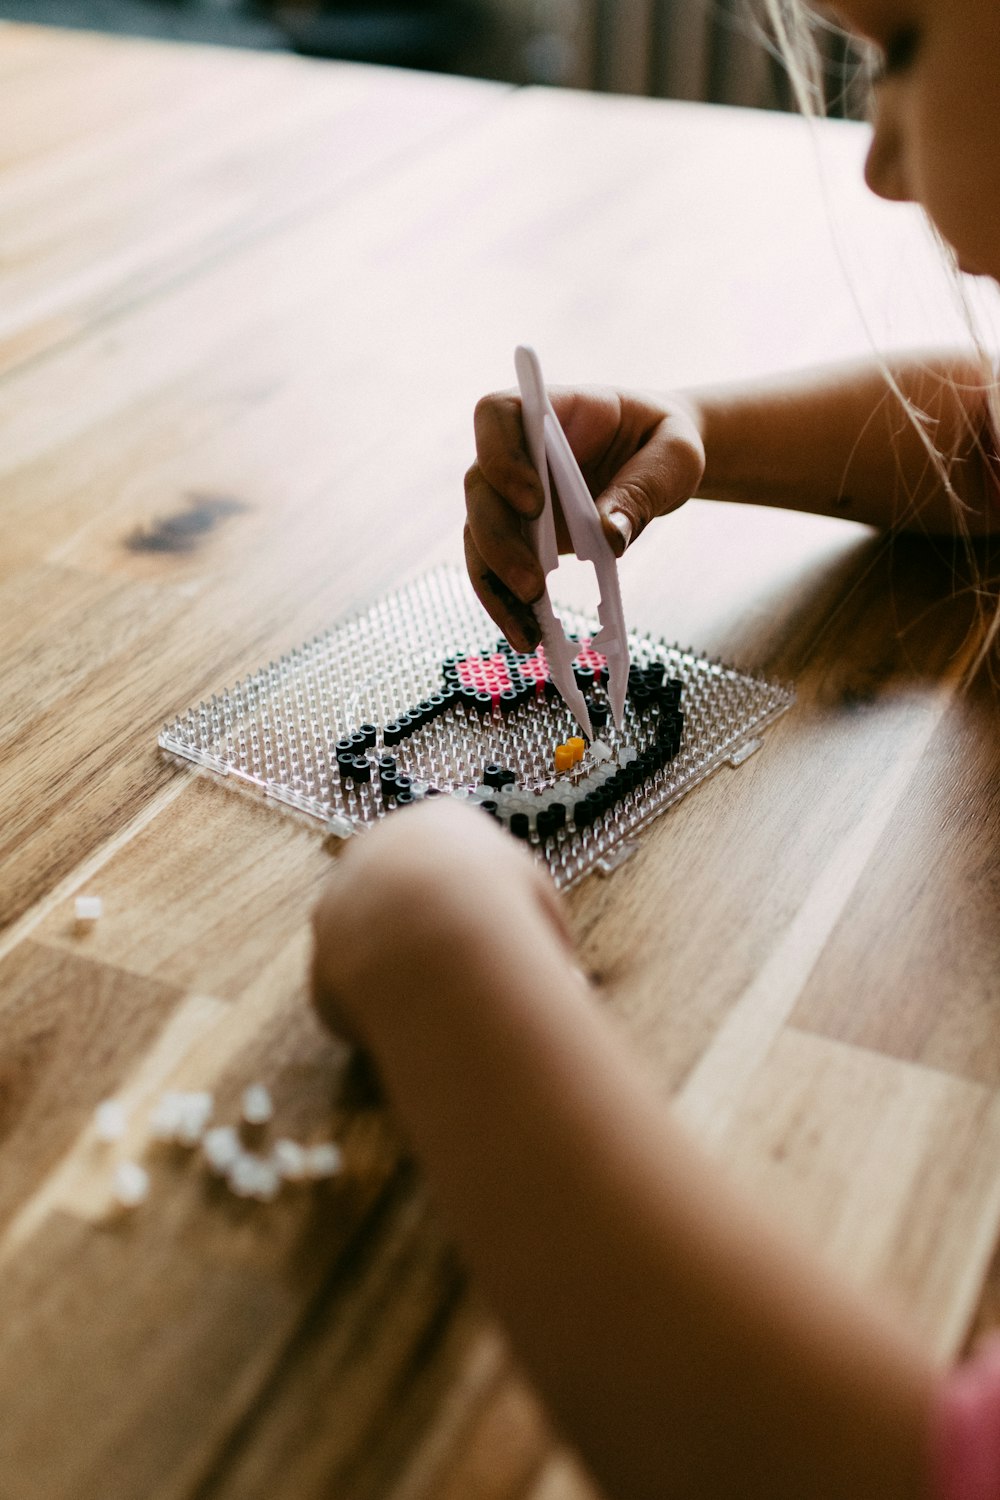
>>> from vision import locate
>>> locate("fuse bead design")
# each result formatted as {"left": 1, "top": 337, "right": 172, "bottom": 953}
{"left": 159, "top": 566, "right": 793, "bottom": 891}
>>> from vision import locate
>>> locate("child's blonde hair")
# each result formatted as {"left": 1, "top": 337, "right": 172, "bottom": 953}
{"left": 760, "top": 0, "right": 1000, "bottom": 677}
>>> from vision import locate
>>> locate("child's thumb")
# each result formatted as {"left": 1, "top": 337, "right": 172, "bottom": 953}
{"left": 596, "top": 482, "right": 651, "bottom": 558}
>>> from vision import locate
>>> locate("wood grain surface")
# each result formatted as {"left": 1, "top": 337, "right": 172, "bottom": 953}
{"left": 1, "top": 20, "right": 998, "bottom": 1497}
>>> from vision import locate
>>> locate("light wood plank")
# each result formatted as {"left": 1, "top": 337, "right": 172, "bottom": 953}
{"left": 0, "top": 23, "right": 504, "bottom": 376}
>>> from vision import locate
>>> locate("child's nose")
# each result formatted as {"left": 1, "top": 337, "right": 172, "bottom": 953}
{"left": 863, "top": 105, "right": 912, "bottom": 203}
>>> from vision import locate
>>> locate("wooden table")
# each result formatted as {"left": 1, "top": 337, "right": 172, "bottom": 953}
{"left": 2, "top": 21, "right": 999, "bottom": 1499}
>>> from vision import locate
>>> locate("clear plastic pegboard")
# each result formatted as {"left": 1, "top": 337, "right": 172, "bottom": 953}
{"left": 158, "top": 566, "right": 793, "bottom": 889}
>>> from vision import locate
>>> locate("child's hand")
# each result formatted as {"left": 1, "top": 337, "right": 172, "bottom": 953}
{"left": 311, "top": 800, "right": 575, "bottom": 1049}
{"left": 464, "top": 386, "right": 705, "bottom": 650}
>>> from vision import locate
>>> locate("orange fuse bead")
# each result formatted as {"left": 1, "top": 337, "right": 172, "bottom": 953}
{"left": 553, "top": 743, "right": 575, "bottom": 773}
{"left": 566, "top": 736, "right": 586, "bottom": 764}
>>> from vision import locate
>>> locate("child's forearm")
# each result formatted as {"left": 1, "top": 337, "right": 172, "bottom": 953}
{"left": 359, "top": 906, "right": 936, "bottom": 1500}
{"left": 687, "top": 351, "right": 998, "bottom": 534}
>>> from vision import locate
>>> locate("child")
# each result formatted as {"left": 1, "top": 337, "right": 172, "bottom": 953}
{"left": 312, "top": 3, "right": 1000, "bottom": 1496}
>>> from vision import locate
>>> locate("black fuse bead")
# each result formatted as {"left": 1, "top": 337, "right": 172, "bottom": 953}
{"left": 396, "top": 712, "right": 415, "bottom": 738}
{"left": 600, "top": 774, "right": 620, "bottom": 806}
{"left": 383, "top": 721, "right": 401, "bottom": 747}
{"left": 573, "top": 664, "right": 596, "bottom": 691}
{"left": 484, "top": 763, "right": 507, "bottom": 790}
{"left": 585, "top": 697, "right": 609, "bottom": 729}
{"left": 536, "top": 809, "right": 556, "bottom": 840}
{"left": 499, "top": 689, "right": 518, "bottom": 716}
{"left": 427, "top": 692, "right": 446, "bottom": 717}
{"left": 350, "top": 755, "right": 371, "bottom": 783}
{"left": 359, "top": 723, "right": 377, "bottom": 748}
{"left": 336, "top": 753, "right": 355, "bottom": 780}
{"left": 548, "top": 801, "right": 566, "bottom": 830}
{"left": 479, "top": 800, "right": 499, "bottom": 817}
{"left": 350, "top": 731, "right": 367, "bottom": 752}
{"left": 395, "top": 790, "right": 414, "bottom": 807}
{"left": 395, "top": 775, "right": 413, "bottom": 796}
{"left": 573, "top": 797, "right": 593, "bottom": 828}
{"left": 509, "top": 812, "right": 530, "bottom": 840}
{"left": 378, "top": 754, "right": 396, "bottom": 773}
{"left": 473, "top": 691, "right": 493, "bottom": 717}
{"left": 460, "top": 686, "right": 479, "bottom": 713}
{"left": 380, "top": 774, "right": 399, "bottom": 800}
{"left": 335, "top": 736, "right": 353, "bottom": 757}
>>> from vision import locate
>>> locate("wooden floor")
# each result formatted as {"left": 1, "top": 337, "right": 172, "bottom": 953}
{"left": 2, "top": 21, "right": 999, "bottom": 1498}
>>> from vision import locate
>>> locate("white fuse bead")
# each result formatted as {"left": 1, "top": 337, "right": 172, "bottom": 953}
{"left": 175, "top": 1091, "right": 213, "bottom": 1146}
{"left": 227, "top": 1154, "right": 260, "bottom": 1198}
{"left": 203, "top": 1125, "right": 241, "bottom": 1175}
{"left": 94, "top": 1099, "right": 127, "bottom": 1143}
{"left": 241, "top": 1083, "right": 274, "bottom": 1126}
{"left": 75, "top": 895, "right": 103, "bottom": 924}
{"left": 149, "top": 1091, "right": 186, "bottom": 1141}
{"left": 113, "top": 1160, "right": 150, "bottom": 1209}
{"left": 251, "top": 1162, "right": 282, "bottom": 1202}
{"left": 272, "top": 1138, "right": 308, "bottom": 1181}
{"left": 227, "top": 1153, "right": 281, "bottom": 1202}
{"left": 303, "top": 1142, "right": 343, "bottom": 1180}
{"left": 591, "top": 740, "right": 612, "bottom": 763}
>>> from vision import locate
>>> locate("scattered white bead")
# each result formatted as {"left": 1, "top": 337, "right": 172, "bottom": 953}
{"left": 149, "top": 1091, "right": 186, "bottom": 1142}
{"left": 303, "top": 1142, "right": 343, "bottom": 1180}
{"left": 591, "top": 740, "right": 612, "bottom": 763}
{"left": 175, "top": 1091, "right": 213, "bottom": 1146}
{"left": 272, "top": 1138, "right": 308, "bottom": 1181}
{"left": 227, "top": 1154, "right": 261, "bottom": 1199}
{"left": 74, "top": 895, "right": 103, "bottom": 924}
{"left": 94, "top": 1099, "right": 128, "bottom": 1143}
{"left": 150, "top": 1090, "right": 213, "bottom": 1145}
{"left": 227, "top": 1152, "right": 280, "bottom": 1202}
{"left": 113, "top": 1160, "right": 150, "bottom": 1209}
{"left": 202, "top": 1125, "right": 241, "bottom": 1175}
{"left": 250, "top": 1160, "right": 282, "bottom": 1202}
{"left": 241, "top": 1083, "right": 274, "bottom": 1126}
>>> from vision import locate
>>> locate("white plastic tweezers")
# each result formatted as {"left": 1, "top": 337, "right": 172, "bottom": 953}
{"left": 515, "top": 345, "right": 629, "bottom": 742}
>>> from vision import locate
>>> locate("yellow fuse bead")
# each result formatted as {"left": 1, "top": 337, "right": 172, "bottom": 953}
{"left": 554, "top": 743, "right": 575, "bottom": 773}
{"left": 566, "top": 736, "right": 586, "bottom": 764}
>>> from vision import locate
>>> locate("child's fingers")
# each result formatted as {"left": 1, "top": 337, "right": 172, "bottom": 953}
{"left": 464, "top": 465, "right": 546, "bottom": 603}
{"left": 310, "top": 804, "right": 579, "bottom": 1036}
{"left": 472, "top": 392, "right": 544, "bottom": 516}
{"left": 463, "top": 527, "right": 541, "bottom": 653}
{"left": 594, "top": 412, "right": 705, "bottom": 555}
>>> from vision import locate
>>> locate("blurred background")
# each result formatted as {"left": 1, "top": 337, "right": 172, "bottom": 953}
{"left": 0, "top": 1, "right": 861, "bottom": 113}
